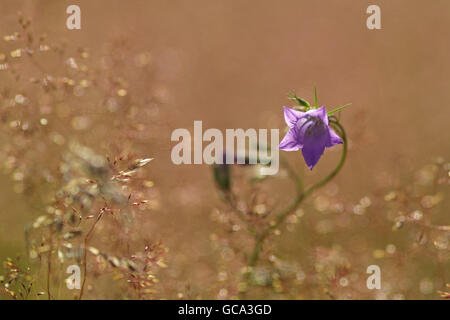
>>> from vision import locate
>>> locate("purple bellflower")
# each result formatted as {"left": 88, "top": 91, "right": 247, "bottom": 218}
{"left": 279, "top": 106, "right": 342, "bottom": 170}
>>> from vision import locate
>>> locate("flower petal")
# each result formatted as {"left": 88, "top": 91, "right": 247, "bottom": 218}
{"left": 283, "top": 106, "right": 305, "bottom": 128}
{"left": 326, "top": 127, "right": 343, "bottom": 147}
{"left": 279, "top": 129, "right": 301, "bottom": 151}
{"left": 301, "top": 122, "right": 328, "bottom": 169}
{"left": 301, "top": 141, "right": 325, "bottom": 170}
{"left": 305, "top": 106, "right": 328, "bottom": 125}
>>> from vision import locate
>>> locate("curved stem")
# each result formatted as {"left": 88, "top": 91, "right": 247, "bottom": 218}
{"left": 246, "top": 121, "right": 347, "bottom": 273}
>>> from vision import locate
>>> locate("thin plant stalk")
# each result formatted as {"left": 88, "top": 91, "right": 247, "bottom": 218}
{"left": 78, "top": 208, "right": 105, "bottom": 300}
{"left": 47, "top": 227, "right": 53, "bottom": 300}
{"left": 244, "top": 120, "right": 347, "bottom": 282}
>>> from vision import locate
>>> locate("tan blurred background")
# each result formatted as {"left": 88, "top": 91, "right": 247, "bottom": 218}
{"left": 0, "top": 0, "right": 449, "bottom": 298}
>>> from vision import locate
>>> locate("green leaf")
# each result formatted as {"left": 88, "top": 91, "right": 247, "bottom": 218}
{"left": 314, "top": 87, "right": 318, "bottom": 108}
{"left": 288, "top": 93, "right": 310, "bottom": 108}
{"left": 327, "top": 103, "right": 351, "bottom": 115}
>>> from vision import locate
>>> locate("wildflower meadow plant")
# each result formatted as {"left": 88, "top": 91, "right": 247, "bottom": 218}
{"left": 211, "top": 89, "right": 351, "bottom": 296}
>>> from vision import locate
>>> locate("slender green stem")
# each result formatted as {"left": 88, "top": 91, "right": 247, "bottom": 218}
{"left": 245, "top": 121, "right": 347, "bottom": 275}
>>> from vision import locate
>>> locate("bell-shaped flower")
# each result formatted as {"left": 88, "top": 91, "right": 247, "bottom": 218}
{"left": 279, "top": 106, "right": 342, "bottom": 169}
